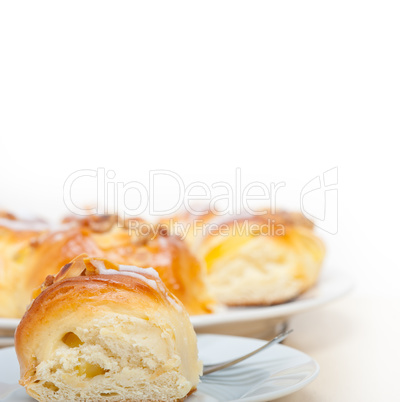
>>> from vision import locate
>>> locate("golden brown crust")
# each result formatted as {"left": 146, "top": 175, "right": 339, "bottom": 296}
{"left": 0, "top": 213, "right": 213, "bottom": 317}
{"left": 16, "top": 255, "right": 180, "bottom": 376}
{"left": 115, "top": 234, "right": 213, "bottom": 315}
{"left": 15, "top": 255, "right": 202, "bottom": 401}
{"left": 0, "top": 215, "right": 51, "bottom": 317}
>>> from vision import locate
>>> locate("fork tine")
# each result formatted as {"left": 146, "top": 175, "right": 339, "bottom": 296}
{"left": 202, "top": 329, "right": 293, "bottom": 376}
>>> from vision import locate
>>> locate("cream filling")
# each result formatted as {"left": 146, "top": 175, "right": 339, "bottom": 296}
{"left": 30, "top": 313, "right": 196, "bottom": 400}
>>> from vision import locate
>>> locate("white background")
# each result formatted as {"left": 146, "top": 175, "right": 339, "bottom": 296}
{"left": 0, "top": 1, "right": 399, "bottom": 298}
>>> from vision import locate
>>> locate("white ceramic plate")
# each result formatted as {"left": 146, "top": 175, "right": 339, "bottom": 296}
{"left": 0, "top": 334, "right": 319, "bottom": 401}
{"left": 0, "top": 269, "right": 353, "bottom": 338}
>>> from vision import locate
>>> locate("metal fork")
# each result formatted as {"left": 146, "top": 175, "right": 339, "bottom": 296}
{"left": 202, "top": 329, "right": 293, "bottom": 375}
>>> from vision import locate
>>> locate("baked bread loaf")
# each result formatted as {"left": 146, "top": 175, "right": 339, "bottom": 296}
{"left": 0, "top": 213, "right": 49, "bottom": 318}
{"left": 0, "top": 213, "right": 213, "bottom": 318}
{"left": 15, "top": 255, "right": 202, "bottom": 402}
{"left": 73, "top": 215, "right": 213, "bottom": 315}
{"left": 163, "top": 210, "right": 325, "bottom": 306}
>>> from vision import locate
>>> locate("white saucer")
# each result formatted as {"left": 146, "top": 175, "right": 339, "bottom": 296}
{"left": 0, "top": 334, "right": 319, "bottom": 401}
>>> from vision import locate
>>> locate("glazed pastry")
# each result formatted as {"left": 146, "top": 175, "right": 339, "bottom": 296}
{"left": 76, "top": 215, "right": 214, "bottom": 315}
{"left": 15, "top": 255, "right": 202, "bottom": 402}
{"left": 0, "top": 213, "right": 213, "bottom": 318}
{"left": 0, "top": 213, "right": 49, "bottom": 318}
{"left": 163, "top": 210, "right": 325, "bottom": 306}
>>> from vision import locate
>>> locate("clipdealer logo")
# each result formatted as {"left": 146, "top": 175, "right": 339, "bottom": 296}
{"left": 63, "top": 167, "right": 338, "bottom": 235}
{"left": 63, "top": 168, "right": 286, "bottom": 218}
{"left": 300, "top": 167, "right": 338, "bottom": 234}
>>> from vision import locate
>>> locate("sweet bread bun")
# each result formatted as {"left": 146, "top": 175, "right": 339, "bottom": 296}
{"left": 163, "top": 210, "right": 325, "bottom": 306}
{"left": 73, "top": 215, "right": 213, "bottom": 315}
{"left": 0, "top": 213, "right": 213, "bottom": 317}
{"left": 0, "top": 213, "right": 49, "bottom": 318}
{"left": 15, "top": 255, "right": 202, "bottom": 402}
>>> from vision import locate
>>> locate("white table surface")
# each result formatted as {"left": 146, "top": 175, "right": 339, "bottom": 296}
{"left": 278, "top": 294, "right": 400, "bottom": 402}
{"left": 1, "top": 294, "right": 398, "bottom": 401}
